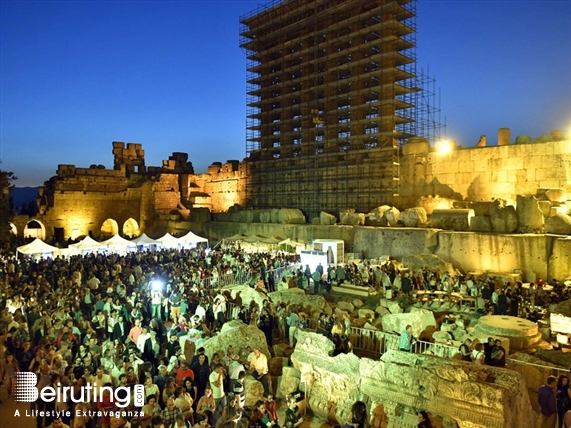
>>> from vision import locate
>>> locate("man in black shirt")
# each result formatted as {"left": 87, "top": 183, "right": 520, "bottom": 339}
{"left": 483, "top": 337, "right": 494, "bottom": 365}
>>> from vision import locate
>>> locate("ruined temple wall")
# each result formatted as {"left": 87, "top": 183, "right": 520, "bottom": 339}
{"left": 152, "top": 173, "right": 181, "bottom": 212}
{"left": 435, "top": 232, "right": 556, "bottom": 281}
{"left": 399, "top": 140, "right": 571, "bottom": 208}
{"left": 42, "top": 189, "right": 142, "bottom": 239}
{"left": 186, "top": 162, "right": 246, "bottom": 212}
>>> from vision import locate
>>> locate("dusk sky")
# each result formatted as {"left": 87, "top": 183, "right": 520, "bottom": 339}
{"left": 1, "top": 0, "right": 570, "bottom": 187}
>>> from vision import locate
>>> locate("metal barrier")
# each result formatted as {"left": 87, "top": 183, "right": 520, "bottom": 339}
{"left": 412, "top": 339, "right": 459, "bottom": 358}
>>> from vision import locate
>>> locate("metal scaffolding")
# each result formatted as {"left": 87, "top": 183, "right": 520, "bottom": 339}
{"left": 240, "top": 0, "right": 441, "bottom": 218}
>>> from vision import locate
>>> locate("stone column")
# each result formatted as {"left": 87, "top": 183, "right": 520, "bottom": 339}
{"left": 498, "top": 128, "right": 510, "bottom": 146}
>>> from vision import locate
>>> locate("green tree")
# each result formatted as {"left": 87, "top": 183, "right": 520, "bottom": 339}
{"left": 0, "top": 170, "right": 17, "bottom": 245}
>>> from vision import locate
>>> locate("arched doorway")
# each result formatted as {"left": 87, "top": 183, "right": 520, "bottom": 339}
{"left": 24, "top": 219, "right": 46, "bottom": 240}
{"left": 9, "top": 222, "right": 17, "bottom": 236}
{"left": 123, "top": 218, "right": 140, "bottom": 238}
{"left": 100, "top": 218, "right": 119, "bottom": 238}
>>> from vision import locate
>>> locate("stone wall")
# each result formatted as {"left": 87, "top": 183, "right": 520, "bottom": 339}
{"left": 400, "top": 139, "right": 571, "bottom": 208}
{"left": 203, "top": 222, "right": 567, "bottom": 280}
{"left": 185, "top": 161, "right": 246, "bottom": 213}
{"left": 291, "top": 332, "right": 535, "bottom": 428}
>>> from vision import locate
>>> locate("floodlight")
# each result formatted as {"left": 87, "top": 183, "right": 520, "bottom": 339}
{"left": 150, "top": 280, "right": 163, "bottom": 292}
{"left": 435, "top": 139, "right": 453, "bottom": 155}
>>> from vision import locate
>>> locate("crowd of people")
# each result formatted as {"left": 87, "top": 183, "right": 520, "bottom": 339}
{"left": 2, "top": 235, "right": 559, "bottom": 428}
{"left": 0, "top": 240, "right": 391, "bottom": 428}
{"left": 0, "top": 242, "right": 311, "bottom": 428}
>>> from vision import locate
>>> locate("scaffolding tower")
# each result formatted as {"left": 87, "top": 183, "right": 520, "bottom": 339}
{"left": 240, "top": 0, "right": 439, "bottom": 218}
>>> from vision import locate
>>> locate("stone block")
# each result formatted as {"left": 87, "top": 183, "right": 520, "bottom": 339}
{"left": 430, "top": 209, "right": 475, "bottom": 231}
{"left": 340, "top": 212, "right": 366, "bottom": 226}
{"left": 416, "top": 195, "right": 455, "bottom": 215}
{"left": 491, "top": 199, "right": 518, "bottom": 233}
{"left": 381, "top": 308, "right": 436, "bottom": 337}
{"left": 320, "top": 211, "right": 337, "bottom": 225}
{"left": 277, "top": 208, "right": 306, "bottom": 224}
{"left": 366, "top": 205, "right": 390, "bottom": 226}
{"left": 468, "top": 201, "right": 494, "bottom": 216}
{"left": 387, "top": 301, "right": 403, "bottom": 314}
{"left": 544, "top": 188, "right": 568, "bottom": 203}
{"left": 469, "top": 215, "right": 492, "bottom": 232}
{"left": 268, "top": 290, "right": 327, "bottom": 316}
{"left": 538, "top": 201, "right": 552, "bottom": 217}
{"left": 358, "top": 309, "right": 375, "bottom": 320}
{"left": 244, "top": 376, "right": 265, "bottom": 407}
{"left": 400, "top": 207, "right": 427, "bottom": 227}
{"left": 544, "top": 212, "right": 571, "bottom": 235}
{"left": 516, "top": 195, "right": 544, "bottom": 233}
{"left": 276, "top": 366, "right": 301, "bottom": 399}
{"left": 202, "top": 320, "right": 270, "bottom": 363}
{"left": 385, "top": 207, "right": 401, "bottom": 227}
{"left": 352, "top": 299, "right": 364, "bottom": 308}
{"left": 337, "top": 301, "right": 355, "bottom": 312}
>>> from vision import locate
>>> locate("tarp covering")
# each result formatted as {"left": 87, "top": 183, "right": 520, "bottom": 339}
{"left": 178, "top": 231, "right": 208, "bottom": 246}
{"left": 131, "top": 233, "right": 160, "bottom": 246}
{"left": 156, "top": 233, "right": 181, "bottom": 249}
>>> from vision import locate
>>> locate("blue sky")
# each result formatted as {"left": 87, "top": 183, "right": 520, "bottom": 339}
{"left": 1, "top": 0, "right": 570, "bottom": 187}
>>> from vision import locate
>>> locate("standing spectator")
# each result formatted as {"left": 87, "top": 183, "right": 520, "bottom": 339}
{"left": 287, "top": 309, "right": 300, "bottom": 348}
{"left": 483, "top": 337, "right": 495, "bottom": 365}
{"left": 557, "top": 375, "right": 571, "bottom": 428}
{"left": 398, "top": 325, "right": 413, "bottom": 352}
{"left": 471, "top": 343, "right": 485, "bottom": 365}
{"left": 491, "top": 339, "right": 506, "bottom": 367}
{"left": 458, "top": 338, "right": 472, "bottom": 362}
{"left": 538, "top": 376, "right": 557, "bottom": 428}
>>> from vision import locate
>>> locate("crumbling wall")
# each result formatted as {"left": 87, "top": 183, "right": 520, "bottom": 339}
{"left": 400, "top": 139, "right": 571, "bottom": 208}
{"left": 291, "top": 332, "right": 535, "bottom": 428}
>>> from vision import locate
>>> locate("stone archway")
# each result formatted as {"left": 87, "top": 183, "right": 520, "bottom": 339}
{"left": 9, "top": 222, "right": 17, "bottom": 236}
{"left": 123, "top": 218, "right": 140, "bottom": 238}
{"left": 100, "top": 218, "right": 119, "bottom": 238}
{"left": 24, "top": 219, "right": 46, "bottom": 240}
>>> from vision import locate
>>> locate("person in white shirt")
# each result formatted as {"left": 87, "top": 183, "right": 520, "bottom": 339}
{"left": 249, "top": 348, "right": 270, "bottom": 397}
{"left": 209, "top": 363, "right": 227, "bottom": 419}
{"left": 137, "top": 326, "right": 151, "bottom": 353}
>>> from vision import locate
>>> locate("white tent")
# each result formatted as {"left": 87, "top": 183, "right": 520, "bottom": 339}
{"left": 69, "top": 236, "right": 106, "bottom": 255}
{"left": 156, "top": 233, "right": 181, "bottom": 249}
{"left": 178, "top": 231, "right": 208, "bottom": 248}
{"left": 17, "top": 238, "right": 61, "bottom": 259}
{"left": 100, "top": 234, "right": 137, "bottom": 254}
{"left": 131, "top": 233, "right": 160, "bottom": 250}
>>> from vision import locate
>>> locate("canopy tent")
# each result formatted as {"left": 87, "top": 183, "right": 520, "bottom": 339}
{"left": 156, "top": 233, "right": 181, "bottom": 249}
{"left": 69, "top": 236, "right": 106, "bottom": 255}
{"left": 178, "top": 231, "right": 208, "bottom": 248}
{"left": 17, "top": 238, "right": 61, "bottom": 259}
{"left": 279, "top": 238, "right": 307, "bottom": 248}
{"left": 100, "top": 234, "right": 137, "bottom": 254}
{"left": 131, "top": 233, "right": 161, "bottom": 250}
